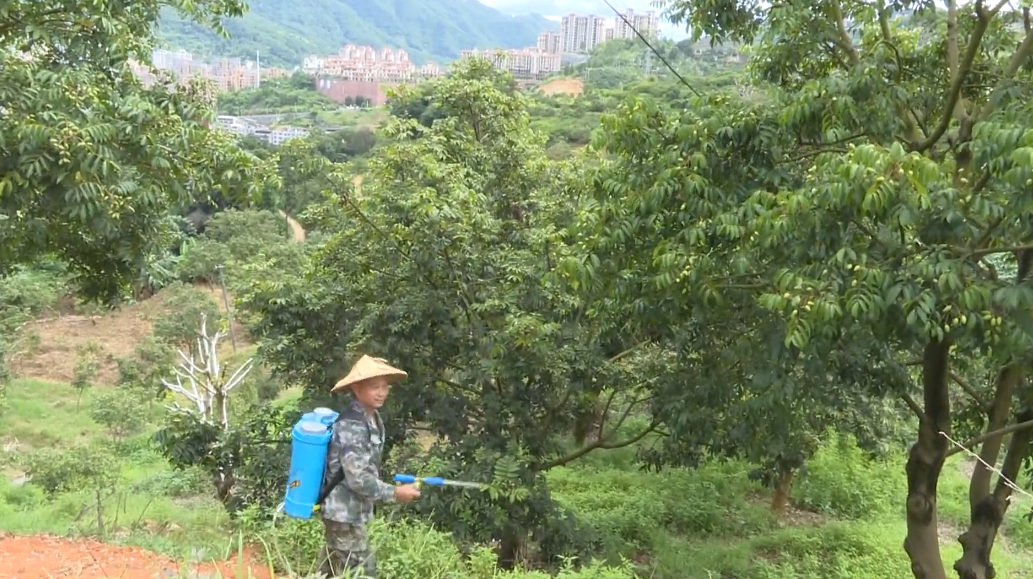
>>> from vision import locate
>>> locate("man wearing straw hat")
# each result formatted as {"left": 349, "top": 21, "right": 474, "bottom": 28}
{"left": 319, "top": 355, "right": 421, "bottom": 578}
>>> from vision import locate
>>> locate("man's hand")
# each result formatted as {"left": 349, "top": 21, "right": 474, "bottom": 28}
{"left": 394, "top": 483, "right": 421, "bottom": 503}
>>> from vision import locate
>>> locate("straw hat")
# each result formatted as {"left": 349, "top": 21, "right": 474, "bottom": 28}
{"left": 331, "top": 355, "right": 407, "bottom": 393}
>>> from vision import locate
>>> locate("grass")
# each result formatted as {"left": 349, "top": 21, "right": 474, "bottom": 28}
{"left": 0, "top": 380, "right": 231, "bottom": 559}
{"left": 317, "top": 107, "right": 388, "bottom": 129}
{"left": 2, "top": 378, "right": 109, "bottom": 450}
{"left": 2, "top": 371, "right": 1033, "bottom": 578}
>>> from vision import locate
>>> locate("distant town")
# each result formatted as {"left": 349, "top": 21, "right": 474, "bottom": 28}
{"left": 130, "top": 49, "right": 292, "bottom": 92}
{"left": 127, "top": 8, "right": 662, "bottom": 143}
{"left": 307, "top": 9, "right": 660, "bottom": 106}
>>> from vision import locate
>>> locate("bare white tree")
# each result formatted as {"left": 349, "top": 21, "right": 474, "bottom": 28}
{"left": 161, "top": 313, "right": 253, "bottom": 430}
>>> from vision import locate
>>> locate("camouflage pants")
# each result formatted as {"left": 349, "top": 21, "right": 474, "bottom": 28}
{"left": 320, "top": 519, "right": 376, "bottom": 578}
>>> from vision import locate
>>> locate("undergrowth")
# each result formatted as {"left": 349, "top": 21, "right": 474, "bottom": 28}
{"left": 2, "top": 375, "right": 1033, "bottom": 579}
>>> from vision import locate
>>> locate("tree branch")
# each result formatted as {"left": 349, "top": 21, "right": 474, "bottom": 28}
{"left": 600, "top": 421, "right": 657, "bottom": 449}
{"left": 877, "top": 1, "right": 893, "bottom": 42}
{"left": 946, "top": 418, "right": 1033, "bottom": 458}
{"left": 970, "top": 365, "right": 1022, "bottom": 503}
{"left": 538, "top": 419, "right": 658, "bottom": 470}
{"left": 975, "top": 26, "right": 1033, "bottom": 121}
{"left": 902, "top": 393, "right": 926, "bottom": 420}
{"left": 912, "top": 3, "right": 992, "bottom": 152}
{"left": 829, "top": 0, "right": 860, "bottom": 66}
{"left": 969, "top": 243, "right": 1033, "bottom": 259}
{"left": 904, "top": 357, "right": 985, "bottom": 406}
{"left": 609, "top": 340, "right": 650, "bottom": 363}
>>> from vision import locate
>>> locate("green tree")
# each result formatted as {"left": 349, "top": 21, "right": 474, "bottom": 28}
{"left": 72, "top": 342, "right": 103, "bottom": 410}
{"left": 152, "top": 282, "right": 222, "bottom": 355}
{"left": 0, "top": 0, "right": 273, "bottom": 303}
{"left": 90, "top": 387, "right": 150, "bottom": 444}
{"left": 586, "top": 2, "right": 1033, "bottom": 577}
{"left": 24, "top": 444, "right": 122, "bottom": 537}
{"left": 216, "top": 73, "right": 334, "bottom": 114}
{"left": 240, "top": 58, "right": 655, "bottom": 566}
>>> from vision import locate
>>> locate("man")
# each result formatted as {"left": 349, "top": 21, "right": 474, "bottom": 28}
{"left": 319, "top": 355, "right": 421, "bottom": 578}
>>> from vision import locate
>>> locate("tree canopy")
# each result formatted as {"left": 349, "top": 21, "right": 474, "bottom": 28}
{"left": 0, "top": 0, "right": 272, "bottom": 302}
{"left": 580, "top": 1, "right": 1033, "bottom": 578}
{"left": 7, "top": 1, "right": 1033, "bottom": 577}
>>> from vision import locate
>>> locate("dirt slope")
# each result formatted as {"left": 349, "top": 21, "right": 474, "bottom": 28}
{"left": 539, "top": 78, "right": 584, "bottom": 96}
{"left": 9, "top": 284, "right": 247, "bottom": 385}
{"left": 0, "top": 533, "right": 273, "bottom": 579}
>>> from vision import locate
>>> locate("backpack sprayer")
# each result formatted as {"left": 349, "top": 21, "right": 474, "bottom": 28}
{"left": 281, "top": 408, "right": 484, "bottom": 520}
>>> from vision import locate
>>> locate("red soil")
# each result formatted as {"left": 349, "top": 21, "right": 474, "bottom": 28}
{"left": 0, "top": 534, "right": 274, "bottom": 579}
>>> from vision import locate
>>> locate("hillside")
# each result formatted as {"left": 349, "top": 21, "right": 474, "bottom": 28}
{"left": 157, "top": 0, "right": 557, "bottom": 66}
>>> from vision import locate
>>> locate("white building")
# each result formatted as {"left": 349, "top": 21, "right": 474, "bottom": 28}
{"left": 613, "top": 9, "right": 659, "bottom": 39}
{"left": 213, "top": 115, "right": 308, "bottom": 146}
{"left": 215, "top": 115, "right": 255, "bottom": 136}
{"left": 266, "top": 126, "right": 310, "bottom": 146}
{"left": 560, "top": 14, "right": 608, "bottom": 53}
{"left": 301, "top": 55, "right": 325, "bottom": 74}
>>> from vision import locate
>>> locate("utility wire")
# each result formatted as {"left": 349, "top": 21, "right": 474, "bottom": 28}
{"left": 602, "top": 0, "right": 702, "bottom": 97}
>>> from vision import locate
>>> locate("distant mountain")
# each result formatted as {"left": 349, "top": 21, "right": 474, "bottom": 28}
{"left": 157, "top": 0, "right": 558, "bottom": 67}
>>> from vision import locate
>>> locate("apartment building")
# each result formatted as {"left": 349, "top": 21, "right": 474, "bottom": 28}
{"left": 613, "top": 9, "right": 660, "bottom": 40}
{"left": 537, "top": 31, "right": 562, "bottom": 55}
{"left": 214, "top": 115, "right": 309, "bottom": 146}
{"left": 302, "top": 45, "right": 442, "bottom": 82}
{"left": 134, "top": 49, "right": 288, "bottom": 93}
{"left": 552, "top": 8, "right": 660, "bottom": 54}
{"left": 255, "top": 126, "right": 310, "bottom": 146}
{"left": 215, "top": 115, "right": 254, "bottom": 136}
{"left": 305, "top": 44, "right": 444, "bottom": 106}
{"left": 460, "top": 48, "right": 562, "bottom": 81}
{"left": 560, "top": 14, "right": 608, "bottom": 53}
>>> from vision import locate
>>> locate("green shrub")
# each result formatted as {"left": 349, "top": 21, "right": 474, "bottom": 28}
{"left": 0, "top": 479, "right": 45, "bottom": 509}
{"left": 1004, "top": 505, "right": 1033, "bottom": 551}
{"left": 504, "top": 560, "right": 636, "bottom": 579}
{"left": 792, "top": 433, "right": 903, "bottom": 520}
{"left": 152, "top": 282, "right": 222, "bottom": 350}
{"left": 176, "top": 209, "right": 308, "bottom": 288}
{"left": 177, "top": 239, "right": 233, "bottom": 283}
{"left": 548, "top": 460, "right": 774, "bottom": 554}
{"left": 0, "top": 265, "right": 70, "bottom": 320}
{"left": 131, "top": 467, "right": 211, "bottom": 498}
{"left": 235, "top": 507, "right": 634, "bottom": 579}
{"left": 747, "top": 523, "right": 908, "bottom": 579}
{"left": 89, "top": 387, "right": 150, "bottom": 443}
{"left": 23, "top": 443, "right": 121, "bottom": 495}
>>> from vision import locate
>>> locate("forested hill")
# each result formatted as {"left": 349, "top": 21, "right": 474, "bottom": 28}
{"left": 156, "top": 0, "right": 556, "bottom": 66}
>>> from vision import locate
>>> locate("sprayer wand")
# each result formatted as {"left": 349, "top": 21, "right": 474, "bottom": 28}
{"left": 393, "top": 473, "right": 486, "bottom": 490}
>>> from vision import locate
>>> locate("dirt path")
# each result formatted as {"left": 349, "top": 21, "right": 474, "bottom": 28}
{"left": 0, "top": 534, "right": 273, "bottom": 579}
{"left": 278, "top": 211, "right": 305, "bottom": 243}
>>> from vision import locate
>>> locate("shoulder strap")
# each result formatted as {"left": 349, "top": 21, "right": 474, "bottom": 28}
{"left": 316, "top": 413, "right": 375, "bottom": 505}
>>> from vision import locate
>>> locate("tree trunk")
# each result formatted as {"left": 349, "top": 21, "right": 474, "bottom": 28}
{"left": 497, "top": 524, "right": 523, "bottom": 570}
{"left": 770, "top": 467, "right": 796, "bottom": 516}
{"left": 903, "top": 339, "right": 952, "bottom": 579}
{"left": 953, "top": 249, "right": 1033, "bottom": 579}
{"left": 953, "top": 407, "right": 1033, "bottom": 579}
{"left": 95, "top": 488, "right": 105, "bottom": 539}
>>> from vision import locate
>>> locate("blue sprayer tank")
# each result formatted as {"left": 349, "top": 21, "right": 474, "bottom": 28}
{"left": 283, "top": 407, "right": 339, "bottom": 519}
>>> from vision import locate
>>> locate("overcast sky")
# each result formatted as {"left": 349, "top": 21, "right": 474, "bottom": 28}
{"left": 478, "top": 0, "right": 690, "bottom": 39}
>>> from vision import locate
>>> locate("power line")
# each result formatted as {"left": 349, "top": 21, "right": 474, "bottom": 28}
{"left": 602, "top": 0, "right": 701, "bottom": 97}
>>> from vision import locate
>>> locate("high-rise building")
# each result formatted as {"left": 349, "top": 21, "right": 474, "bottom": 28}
{"left": 537, "top": 31, "right": 562, "bottom": 54}
{"left": 613, "top": 9, "right": 659, "bottom": 40}
{"left": 560, "top": 14, "right": 608, "bottom": 53}
{"left": 461, "top": 48, "right": 562, "bottom": 81}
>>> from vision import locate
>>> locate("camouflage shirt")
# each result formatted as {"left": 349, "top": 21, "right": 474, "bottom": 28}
{"left": 320, "top": 398, "right": 395, "bottom": 524}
